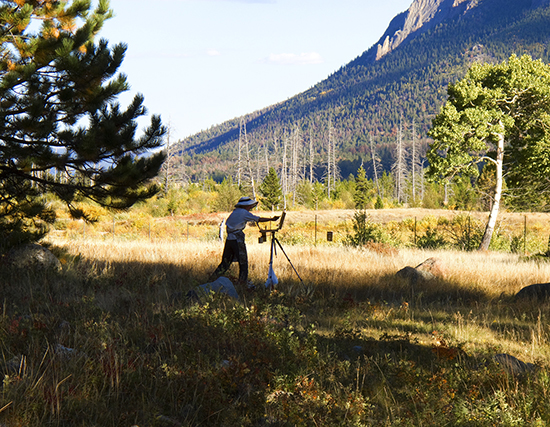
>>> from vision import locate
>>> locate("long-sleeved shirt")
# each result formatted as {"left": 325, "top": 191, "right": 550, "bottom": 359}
{"left": 225, "top": 208, "right": 260, "bottom": 241}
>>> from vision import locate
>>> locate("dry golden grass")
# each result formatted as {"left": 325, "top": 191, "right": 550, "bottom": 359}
{"left": 50, "top": 235, "right": 550, "bottom": 300}
{"left": 46, "top": 235, "right": 550, "bottom": 366}
{"left": 169, "top": 207, "right": 550, "bottom": 228}
{"left": 5, "top": 210, "right": 550, "bottom": 425}
{"left": 47, "top": 206, "right": 550, "bottom": 368}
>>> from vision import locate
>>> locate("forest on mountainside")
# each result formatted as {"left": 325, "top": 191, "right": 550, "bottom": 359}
{"left": 163, "top": 0, "right": 550, "bottom": 211}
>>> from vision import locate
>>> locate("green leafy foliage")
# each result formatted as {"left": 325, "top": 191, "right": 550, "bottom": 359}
{"left": 427, "top": 54, "right": 550, "bottom": 249}
{"left": 212, "top": 178, "right": 242, "bottom": 213}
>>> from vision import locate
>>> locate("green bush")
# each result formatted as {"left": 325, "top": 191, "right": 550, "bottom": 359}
{"left": 416, "top": 226, "right": 448, "bottom": 249}
{"left": 345, "top": 210, "right": 389, "bottom": 247}
{"left": 446, "top": 214, "right": 483, "bottom": 251}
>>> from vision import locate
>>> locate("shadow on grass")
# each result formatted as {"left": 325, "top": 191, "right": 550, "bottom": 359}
{"left": 304, "top": 272, "right": 493, "bottom": 307}
{"left": 0, "top": 246, "right": 548, "bottom": 426}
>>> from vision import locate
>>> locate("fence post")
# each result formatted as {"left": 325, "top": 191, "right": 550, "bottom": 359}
{"left": 523, "top": 215, "right": 527, "bottom": 256}
{"left": 414, "top": 217, "right": 417, "bottom": 246}
{"left": 315, "top": 215, "right": 318, "bottom": 246}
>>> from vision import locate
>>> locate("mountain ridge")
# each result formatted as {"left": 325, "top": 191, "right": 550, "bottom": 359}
{"left": 178, "top": 0, "right": 550, "bottom": 181}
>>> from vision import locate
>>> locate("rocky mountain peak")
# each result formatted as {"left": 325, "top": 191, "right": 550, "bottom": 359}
{"left": 371, "top": 0, "right": 550, "bottom": 61}
{"left": 375, "top": 0, "right": 478, "bottom": 60}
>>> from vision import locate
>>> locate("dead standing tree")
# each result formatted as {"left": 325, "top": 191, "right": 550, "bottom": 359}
{"left": 326, "top": 116, "right": 338, "bottom": 199}
{"left": 370, "top": 133, "right": 383, "bottom": 199}
{"left": 392, "top": 119, "right": 408, "bottom": 204}
{"left": 237, "top": 118, "right": 257, "bottom": 198}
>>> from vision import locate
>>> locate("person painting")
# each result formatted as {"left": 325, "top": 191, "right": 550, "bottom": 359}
{"left": 211, "top": 196, "right": 279, "bottom": 288}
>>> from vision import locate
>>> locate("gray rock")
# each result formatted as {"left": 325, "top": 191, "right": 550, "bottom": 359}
{"left": 186, "top": 277, "right": 240, "bottom": 302}
{"left": 515, "top": 283, "right": 550, "bottom": 301}
{"left": 4, "top": 355, "right": 24, "bottom": 375}
{"left": 493, "top": 353, "right": 535, "bottom": 375}
{"left": 396, "top": 257, "right": 447, "bottom": 285}
{"left": 54, "top": 344, "right": 85, "bottom": 359}
{"left": 415, "top": 257, "right": 447, "bottom": 278}
{"left": 396, "top": 265, "right": 435, "bottom": 285}
{"left": 5, "top": 243, "right": 62, "bottom": 271}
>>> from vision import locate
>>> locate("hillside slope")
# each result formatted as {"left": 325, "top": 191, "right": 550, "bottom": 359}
{"left": 178, "top": 0, "right": 550, "bottom": 181}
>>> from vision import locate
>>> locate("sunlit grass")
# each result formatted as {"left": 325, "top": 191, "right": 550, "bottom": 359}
{"left": 48, "top": 236, "right": 550, "bottom": 363}
{"left": 52, "top": 236, "right": 550, "bottom": 298}
{"left": 2, "top": 220, "right": 550, "bottom": 425}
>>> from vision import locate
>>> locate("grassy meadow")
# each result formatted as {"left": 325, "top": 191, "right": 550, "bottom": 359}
{"left": 2, "top": 208, "right": 550, "bottom": 425}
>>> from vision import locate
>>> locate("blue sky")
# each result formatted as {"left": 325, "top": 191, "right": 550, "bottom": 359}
{"left": 99, "top": 0, "right": 413, "bottom": 141}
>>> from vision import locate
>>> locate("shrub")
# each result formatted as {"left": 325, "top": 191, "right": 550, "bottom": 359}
{"left": 416, "top": 226, "right": 448, "bottom": 249}
{"left": 446, "top": 214, "right": 483, "bottom": 251}
{"left": 345, "top": 210, "right": 389, "bottom": 247}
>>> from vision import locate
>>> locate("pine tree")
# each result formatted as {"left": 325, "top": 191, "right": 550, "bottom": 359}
{"left": 0, "top": 0, "right": 166, "bottom": 248}
{"left": 259, "top": 167, "right": 283, "bottom": 211}
{"left": 213, "top": 178, "right": 242, "bottom": 213}
{"left": 353, "top": 164, "right": 370, "bottom": 210}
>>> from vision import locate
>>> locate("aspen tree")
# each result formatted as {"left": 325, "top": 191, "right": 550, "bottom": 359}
{"left": 428, "top": 55, "right": 550, "bottom": 250}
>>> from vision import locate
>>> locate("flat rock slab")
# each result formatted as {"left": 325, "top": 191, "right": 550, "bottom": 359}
{"left": 186, "top": 277, "right": 240, "bottom": 302}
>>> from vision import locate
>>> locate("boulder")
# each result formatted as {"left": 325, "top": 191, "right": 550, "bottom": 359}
{"left": 396, "top": 266, "right": 435, "bottom": 284}
{"left": 515, "top": 283, "right": 550, "bottom": 301}
{"left": 493, "top": 353, "right": 535, "bottom": 375}
{"left": 186, "top": 276, "right": 240, "bottom": 302}
{"left": 396, "top": 257, "right": 446, "bottom": 285}
{"left": 415, "top": 257, "right": 447, "bottom": 278}
{"left": 5, "top": 243, "right": 62, "bottom": 272}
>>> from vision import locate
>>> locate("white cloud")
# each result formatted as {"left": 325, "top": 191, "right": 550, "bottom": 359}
{"left": 206, "top": 49, "right": 222, "bottom": 56}
{"left": 263, "top": 52, "right": 324, "bottom": 66}
{"left": 182, "top": 0, "right": 276, "bottom": 3}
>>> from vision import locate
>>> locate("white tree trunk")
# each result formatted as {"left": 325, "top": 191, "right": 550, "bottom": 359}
{"left": 370, "top": 134, "right": 382, "bottom": 198}
{"left": 478, "top": 131, "right": 504, "bottom": 251}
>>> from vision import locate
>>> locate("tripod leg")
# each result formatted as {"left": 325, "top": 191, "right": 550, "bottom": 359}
{"left": 269, "top": 235, "right": 275, "bottom": 266}
{"left": 264, "top": 233, "right": 279, "bottom": 287}
{"left": 273, "top": 237, "right": 303, "bottom": 283}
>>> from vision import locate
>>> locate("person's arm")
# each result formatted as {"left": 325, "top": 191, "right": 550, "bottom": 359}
{"left": 258, "top": 216, "right": 279, "bottom": 223}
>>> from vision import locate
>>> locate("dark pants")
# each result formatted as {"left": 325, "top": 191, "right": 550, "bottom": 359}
{"left": 212, "top": 239, "right": 249, "bottom": 284}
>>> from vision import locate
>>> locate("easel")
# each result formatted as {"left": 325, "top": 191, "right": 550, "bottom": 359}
{"left": 258, "top": 212, "right": 303, "bottom": 286}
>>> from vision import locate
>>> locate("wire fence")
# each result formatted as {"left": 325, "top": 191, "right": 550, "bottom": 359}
{"left": 50, "top": 215, "right": 346, "bottom": 247}
{"left": 49, "top": 212, "right": 550, "bottom": 255}
{"left": 51, "top": 217, "right": 223, "bottom": 242}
